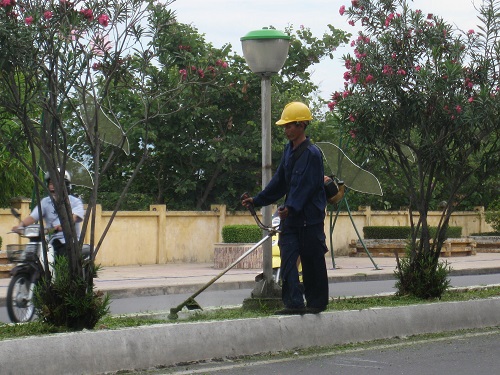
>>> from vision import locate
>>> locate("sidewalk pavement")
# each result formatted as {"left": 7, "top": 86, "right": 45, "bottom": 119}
{"left": 2, "top": 253, "right": 500, "bottom": 302}
{"left": 0, "top": 253, "right": 499, "bottom": 375}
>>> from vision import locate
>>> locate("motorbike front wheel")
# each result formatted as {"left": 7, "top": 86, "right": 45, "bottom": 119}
{"left": 6, "top": 273, "right": 36, "bottom": 323}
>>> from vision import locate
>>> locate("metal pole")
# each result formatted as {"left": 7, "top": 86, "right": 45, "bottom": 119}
{"left": 168, "top": 230, "right": 275, "bottom": 319}
{"left": 261, "top": 75, "right": 273, "bottom": 288}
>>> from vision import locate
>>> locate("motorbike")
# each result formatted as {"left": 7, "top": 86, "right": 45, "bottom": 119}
{"left": 6, "top": 224, "right": 55, "bottom": 323}
{"left": 5, "top": 210, "right": 91, "bottom": 323}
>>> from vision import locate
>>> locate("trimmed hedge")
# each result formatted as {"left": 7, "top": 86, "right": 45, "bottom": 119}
{"left": 222, "top": 225, "right": 262, "bottom": 243}
{"left": 363, "top": 226, "right": 462, "bottom": 239}
{"left": 470, "top": 232, "right": 500, "bottom": 236}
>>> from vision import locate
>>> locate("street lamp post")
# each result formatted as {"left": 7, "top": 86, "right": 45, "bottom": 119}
{"left": 241, "top": 29, "right": 290, "bottom": 301}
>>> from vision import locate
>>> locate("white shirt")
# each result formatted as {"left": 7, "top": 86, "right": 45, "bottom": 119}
{"left": 30, "top": 195, "right": 84, "bottom": 244}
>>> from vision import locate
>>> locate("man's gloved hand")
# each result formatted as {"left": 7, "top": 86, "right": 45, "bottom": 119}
{"left": 240, "top": 192, "right": 256, "bottom": 216}
{"left": 278, "top": 205, "right": 289, "bottom": 220}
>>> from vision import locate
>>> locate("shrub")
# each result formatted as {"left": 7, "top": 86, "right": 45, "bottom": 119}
{"left": 470, "top": 232, "right": 500, "bottom": 236}
{"left": 364, "top": 226, "right": 462, "bottom": 239}
{"left": 222, "top": 225, "right": 261, "bottom": 243}
{"left": 485, "top": 198, "right": 500, "bottom": 233}
{"left": 33, "top": 256, "right": 110, "bottom": 330}
{"left": 394, "top": 248, "right": 451, "bottom": 299}
{"left": 364, "top": 226, "right": 412, "bottom": 239}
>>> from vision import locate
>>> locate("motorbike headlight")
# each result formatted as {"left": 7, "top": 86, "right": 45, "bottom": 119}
{"left": 23, "top": 225, "right": 41, "bottom": 238}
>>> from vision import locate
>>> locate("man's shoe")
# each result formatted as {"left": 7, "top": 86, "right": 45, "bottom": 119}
{"left": 305, "top": 307, "right": 326, "bottom": 314}
{"left": 274, "top": 307, "right": 307, "bottom": 315}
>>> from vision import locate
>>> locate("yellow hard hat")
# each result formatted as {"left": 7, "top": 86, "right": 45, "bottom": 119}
{"left": 276, "top": 101, "right": 313, "bottom": 125}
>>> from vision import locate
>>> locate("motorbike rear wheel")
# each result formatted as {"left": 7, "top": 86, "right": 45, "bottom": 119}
{"left": 6, "top": 273, "right": 36, "bottom": 323}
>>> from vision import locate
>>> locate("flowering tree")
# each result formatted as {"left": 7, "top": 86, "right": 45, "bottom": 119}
{"left": 332, "top": 0, "right": 500, "bottom": 297}
{"left": 0, "top": 0, "right": 222, "bottom": 328}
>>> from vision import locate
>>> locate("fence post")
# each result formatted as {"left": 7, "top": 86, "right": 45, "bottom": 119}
{"left": 211, "top": 205, "right": 226, "bottom": 243}
{"left": 151, "top": 205, "right": 167, "bottom": 264}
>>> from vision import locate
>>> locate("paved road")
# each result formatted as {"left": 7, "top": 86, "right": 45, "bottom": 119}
{"left": 108, "top": 273, "right": 500, "bottom": 315}
{"left": 154, "top": 328, "right": 500, "bottom": 375}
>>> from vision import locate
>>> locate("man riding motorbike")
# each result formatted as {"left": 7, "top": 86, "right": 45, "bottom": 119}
{"left": 12, "top": 170, "right": 84, "bottom": 258}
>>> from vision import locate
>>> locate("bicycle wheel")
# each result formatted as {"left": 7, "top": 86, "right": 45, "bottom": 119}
{"left": 6, "top": 273, "right": 36, "bottom": 323}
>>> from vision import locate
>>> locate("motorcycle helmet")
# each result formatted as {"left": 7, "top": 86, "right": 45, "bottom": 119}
{"left": 44, "top": 169, "right": 72, "bottom": 192}
{"left": 275, "top": 101, "right": 313, "bottom": 125}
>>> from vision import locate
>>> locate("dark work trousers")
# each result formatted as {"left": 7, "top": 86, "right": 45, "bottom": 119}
{"left": 278, "top": 222, "right": 329, "bottom": 309}
{"left": 52, "top": 239, "right": 68, "bottom": 258}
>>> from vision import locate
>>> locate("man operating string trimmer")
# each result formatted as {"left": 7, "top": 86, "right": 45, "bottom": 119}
{"left": 241, "top": 101, "right": 329, "bottom": 315}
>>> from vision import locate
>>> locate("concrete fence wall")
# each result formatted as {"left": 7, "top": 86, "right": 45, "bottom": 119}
{"left": 0, "top": 199, "right": 493, "bottom": 266}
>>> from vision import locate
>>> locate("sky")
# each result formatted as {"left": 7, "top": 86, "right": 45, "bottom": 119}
{"left": 170, "top": 0, "right": 481, "bottom": 101}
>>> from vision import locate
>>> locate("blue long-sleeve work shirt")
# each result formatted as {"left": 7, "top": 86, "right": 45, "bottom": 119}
{"left": 253, "top": 138, "right": 326, "bottom": 227}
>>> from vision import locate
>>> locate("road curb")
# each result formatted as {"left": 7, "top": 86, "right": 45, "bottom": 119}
{"left": 0, "top": 297, "right": 499, "bottom": 375}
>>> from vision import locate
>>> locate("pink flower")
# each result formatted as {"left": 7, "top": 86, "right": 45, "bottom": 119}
{"left": 349, "top": 129, "right": 356, "bottom": 138}
{"left": 343, "top": 71, "right": 351, "bottom": 81}
{"left": 1, "top": 0, "right": 14, "bottom": 7}
{"left": 348, "top": 20, "right": 355, "bottom": 26}
{"left": 70, "top": 29, "right": 80, "bottom": 41}
{"left": 25, "top": 16, "right": 34, "bottom": 25}
{"left": 197, "top": 68, "right": 205, "bottom": 78}
{"left": 467, "top": 29, "right": 475, "bottom": 35}
{"left": 328, "top": 101, "right": 336, "bottom": 111}
{"left": 385, "top": 13, "right": 395, "bottom": 27}
{"left": 427, "top": 13, "right": 433, "bottom": 19}
{"left": 365, "top": 74, "right": 374, "bottom": 83}
{"left": 339, "top": 5, "right": 345, "bottom": 16}
{"left": 382, "top": 65, "right": 393, "bottom": 75}
{"left": 349, "top": 114, "right": 356, "bottom": 122}
{"left": 455, "top": 105, "right": 462, "bottom": 113}
{"left": 44, "top": 11, "right": 53, "bottom": 20}
{"left": 215, "top": 59, "right": 228, "bottom": 69}
{"left": 98, "top": 14, "right": 109, "bottom": 27}
{"left": 415, "top": 65, "right": 421, "bottom": 71}
{"left": 468, "top": 97, "right": 474, "bottom": 103}
{"left": 354, "top": 49, "right": 366, "bottom": 59}
{"left": 397, "top": 69, "right": 406, "bottom": 75}
{"left": 80, "top": 9, "right": 93, "bottom": 21}
{"left": 351, "top": 0, "right": 359, "bottom": 7}
{"left": 342, "top": 91, "right": 350, "bottom": 98}
{"left": 332, "top": 92, "right": 342, "bottom": 101}
{"left": 179, "top": 69, "right": 187, "bottom": 80}
{"left": 355, "top": 62, "right": 362, "bottom": 72}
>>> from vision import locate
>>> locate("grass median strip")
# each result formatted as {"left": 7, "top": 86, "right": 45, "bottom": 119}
{"left": 0, "top": 285, "right": 499, "bottom": 341}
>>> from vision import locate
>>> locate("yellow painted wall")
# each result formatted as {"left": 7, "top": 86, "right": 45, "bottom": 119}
{"left": 0, "top": 200, "right": 493, "bottom": 266}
